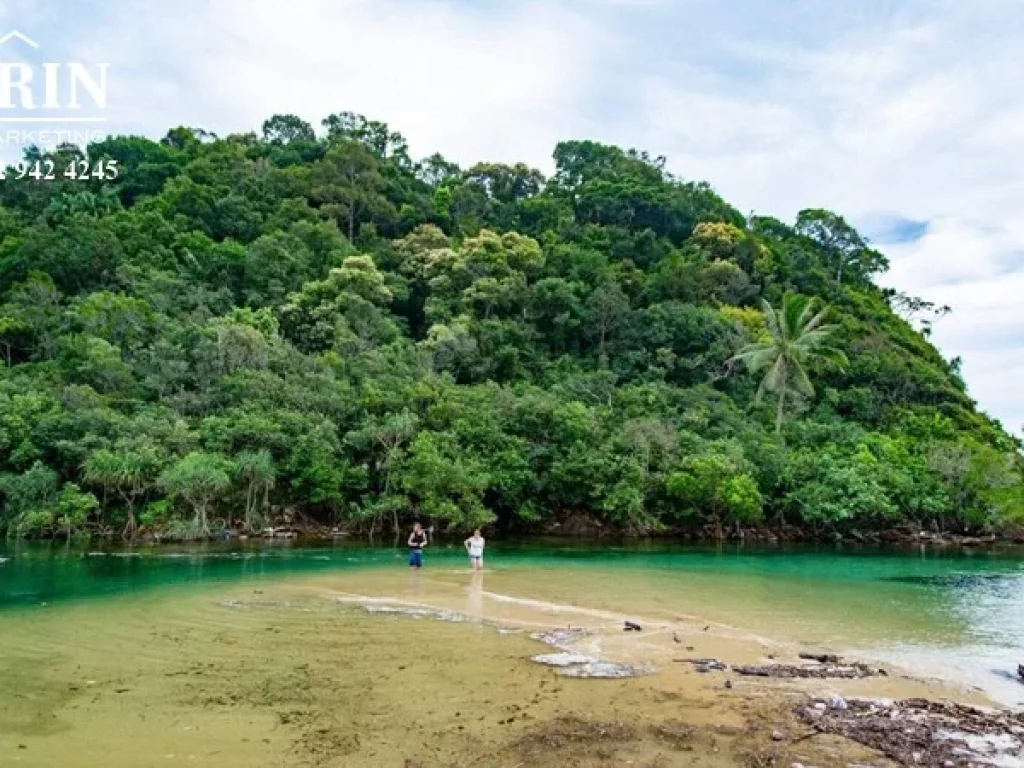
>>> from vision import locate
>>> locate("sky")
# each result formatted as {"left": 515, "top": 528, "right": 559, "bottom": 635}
{"left": 0, "top": 0, "right": 1022, "bottom": 434}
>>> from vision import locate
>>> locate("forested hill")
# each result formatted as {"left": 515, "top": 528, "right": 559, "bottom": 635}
{"left": 1, "top": 113, "right": 1021, "bottom": 540}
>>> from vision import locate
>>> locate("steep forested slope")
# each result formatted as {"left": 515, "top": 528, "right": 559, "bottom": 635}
{"left": 0, "top": 113, "right": 1021, "bottom": 539}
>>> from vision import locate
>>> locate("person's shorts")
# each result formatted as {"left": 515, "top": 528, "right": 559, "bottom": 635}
{"left": 469, "top": 555, "right": 483, "bottom": 564}
{"left": 409, "top": 549, "right": 423, "bottom": 567}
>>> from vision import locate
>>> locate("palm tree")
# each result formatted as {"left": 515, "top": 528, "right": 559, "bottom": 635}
{"left": 234, "top": 450, "right": 276, "bottom": 532}
{"left": 731, "top": 293, "right": 848, "bottom": 433}
{"left": 83, "top": 449, "right": 152, "bottom": 538}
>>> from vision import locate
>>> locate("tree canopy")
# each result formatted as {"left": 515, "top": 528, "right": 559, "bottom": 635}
{"left": 0, "top": 115, "right": 1021, "bottom": 539}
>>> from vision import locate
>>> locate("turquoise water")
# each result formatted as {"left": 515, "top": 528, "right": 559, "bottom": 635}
{"left": 2, "top": 539, "right": 1024, "bottom": 705}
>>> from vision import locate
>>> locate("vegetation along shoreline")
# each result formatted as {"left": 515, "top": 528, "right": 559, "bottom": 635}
{"left": 2, "top": 112, "right": 1022, "bottom": 542}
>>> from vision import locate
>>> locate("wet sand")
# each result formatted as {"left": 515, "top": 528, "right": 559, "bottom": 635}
{"left": 0, "top": 564, "right": 997, "bottom": 767}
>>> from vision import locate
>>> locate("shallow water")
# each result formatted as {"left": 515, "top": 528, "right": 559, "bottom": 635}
{"left": 2, "top": 540, "right": 1023, "bottom": 701}
{"left": 1, "top": 539, "right": 1024, "bottom": 764}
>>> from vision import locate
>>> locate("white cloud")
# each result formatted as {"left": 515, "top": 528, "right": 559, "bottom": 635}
{"left": 2, "top": 0, "right": 1022, "bottom": 432}
{"left": 74, "top": 0, "right": 608, "bottom": 168}
{"left": 600, "top": 2, "right": 1024, "bottom": 433}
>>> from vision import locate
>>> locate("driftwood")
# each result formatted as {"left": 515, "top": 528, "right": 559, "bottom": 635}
{"left": 673, "top": 658, "right": 727, "bottom": 672}
{"left": 733, "top": 662, "right": 883, "bottom": 679}
{"left": 798, "top": 697, "right": 1024, "bottom": 767}
{"left": 798, "top": 652, "right": 840, "bottom": 664}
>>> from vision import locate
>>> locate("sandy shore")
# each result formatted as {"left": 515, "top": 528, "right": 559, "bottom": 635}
{"left": 0, "top": 566, "right": 1010, "bottom": 767}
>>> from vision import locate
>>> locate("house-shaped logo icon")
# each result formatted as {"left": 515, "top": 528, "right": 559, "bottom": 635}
{"left": 0, "top": 30, "right": 40, "bottom": 49}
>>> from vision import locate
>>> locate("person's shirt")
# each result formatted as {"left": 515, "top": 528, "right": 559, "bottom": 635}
{"left": 409, "top": 530, "right": 427, "bottom": 549}
{"left": 468, "top": 536, "right": 485, "bottom": 557}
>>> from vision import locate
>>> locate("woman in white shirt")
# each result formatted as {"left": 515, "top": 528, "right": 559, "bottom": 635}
{"left": 464, "top": 529, "right": 485, "bottom": 571}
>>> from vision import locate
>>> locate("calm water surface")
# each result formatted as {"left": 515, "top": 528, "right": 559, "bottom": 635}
{"left": 2, "top": 538, "right": 1023, "bottom": 706}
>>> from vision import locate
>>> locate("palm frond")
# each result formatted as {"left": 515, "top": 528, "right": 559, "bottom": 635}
{"left": 801, "top": 305, "right": 831, "bottom": 334}
{"left": 760, "top": 298, "right": 782, "bottom": 342}
{"left": 814, "top": 345, "right": 849, "bottom": 371}
{"left": 790, "top": 360, "right": 815, "bottom": 397}
{"left": 731, "top": 343, "right": 778, "bottom": 373}
{"left": 782, "top": 293, "right": 812, "bottom": 340}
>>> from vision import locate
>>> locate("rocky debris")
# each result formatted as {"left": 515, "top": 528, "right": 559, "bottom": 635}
{"left": 532, "top": 651, "right": 653, "bottom": 679}
{"left": 513, "top": 716, "right": 637, "bottom": 761}
{"left": 796, "top": 697, "right": 1024, "bottom": 767}
{"left": 534, "top": 652, "right": 596, "bottom": 667}
{"left": 1018, "top": 664, "right": 1024, "bottom": 683}
{"left": 827, "top": 694, "right": 849, "bottom": 711}
{"left": 673, "top": 657, "right": 728, "bottom": 673}
{"left": 359, "top": 604, "right": 472, "bottom": 623}
{"left": 530, "top": 628, "right": 591, "bottom": 648}
{"left": 733, "top": 662, "right": 884, "bottom": 679}
{"left": 556, "top": 660, "right": 654, "bottom": 679}
{"left": 260, "top": 526, "right": 300, "bottom": 539}
{"left": 649, "top": 720, "right": 695, "bottom": 747}
{"left": 623, "top": 620, "right": 642, "bottom": 632}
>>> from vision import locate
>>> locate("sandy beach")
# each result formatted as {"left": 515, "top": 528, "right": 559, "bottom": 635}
{"left": 4, "top": 562, "right": 1011, "bottom": 767}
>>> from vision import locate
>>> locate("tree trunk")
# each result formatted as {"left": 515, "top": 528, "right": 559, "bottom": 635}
{"left": 122, "top": 509, "right": 136, "bottom": 539}
{"left": 195, "top": 503, "right": 210, "bottom": 537}
{"left": 775, "top": 389, "right": 786, "bottom": 434}
{"left": 244, "top": 483, "right": 254, "bottom": 532}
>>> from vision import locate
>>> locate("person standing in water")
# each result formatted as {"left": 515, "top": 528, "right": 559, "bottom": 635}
{"left": 408, "top": 522, "right": 428, "bottom": 568}
{"left": 464, "top": 529, "right": 485, "bottom": 571}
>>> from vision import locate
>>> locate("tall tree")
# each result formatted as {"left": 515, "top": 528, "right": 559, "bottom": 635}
{"left": 731, "top": 293, "right": 847, "bottom": 433}
{"left": 158, "top": 452, "right": 232, "bottom": 537}
{"left": 234, "top": 450, "right": 276, "bottom": 532}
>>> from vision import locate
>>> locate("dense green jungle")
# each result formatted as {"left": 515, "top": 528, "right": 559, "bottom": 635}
{"left": 1, "top": 112, "right": 1021, "bottom": 540}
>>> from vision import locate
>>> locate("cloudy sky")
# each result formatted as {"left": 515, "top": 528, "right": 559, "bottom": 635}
{"left": 1, "top": 0, "right": 1022, "bottom": 433}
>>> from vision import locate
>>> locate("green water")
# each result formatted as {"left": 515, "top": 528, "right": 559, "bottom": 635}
{"left": 3, "top": 539, "right": 1024, "bottom": 707}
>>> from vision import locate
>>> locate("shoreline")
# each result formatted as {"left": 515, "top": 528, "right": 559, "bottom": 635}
{"left": 8, "top": 529, "right": 1024, "bottom": 551}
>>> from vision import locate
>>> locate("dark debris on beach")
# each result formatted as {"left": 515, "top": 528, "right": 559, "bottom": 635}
{"left": 797, "top": 697, "right": 1024, "bottom": 767}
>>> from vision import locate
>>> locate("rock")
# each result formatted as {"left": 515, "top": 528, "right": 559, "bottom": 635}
{"left": 733, "top": 663, "right": 881, "bottom": 680}
{"left": 771, "top": 729, "right": 785, "bottom": 741}
{"left": 803, "top": 707, "right": 823, "bottom": 721}
{"left": 624, "top": 621, "right": 642, "bottom": 632}
{"left": 673, "top": 631, "right": 681, "bottom": 643}
{"left": 724, "top": 680, "right": 733, "bottom": 689}
{"left": 812, "top": 702, "right": 827, "bottom": 711}
{"left": 1018, "top": 664, "right": 1023, "bottom": 682}
{"left": 828, "top": 694, "right": 849, "bottom": 711}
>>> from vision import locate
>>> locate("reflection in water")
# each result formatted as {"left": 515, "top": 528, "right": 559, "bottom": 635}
{"left": 467, "top": 570, "right": 484, "bottom": 617}
{"left": 408, "top": 566, "right": 423, "bottom": 597}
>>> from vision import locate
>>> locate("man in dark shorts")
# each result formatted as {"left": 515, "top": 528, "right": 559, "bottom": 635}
{"left": 407, "top": 522, "right": 427, "bottom": 568}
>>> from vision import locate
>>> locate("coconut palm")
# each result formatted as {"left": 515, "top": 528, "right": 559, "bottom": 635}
{"left": 731, "top": 293, "right": 848, "bottom": 433}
